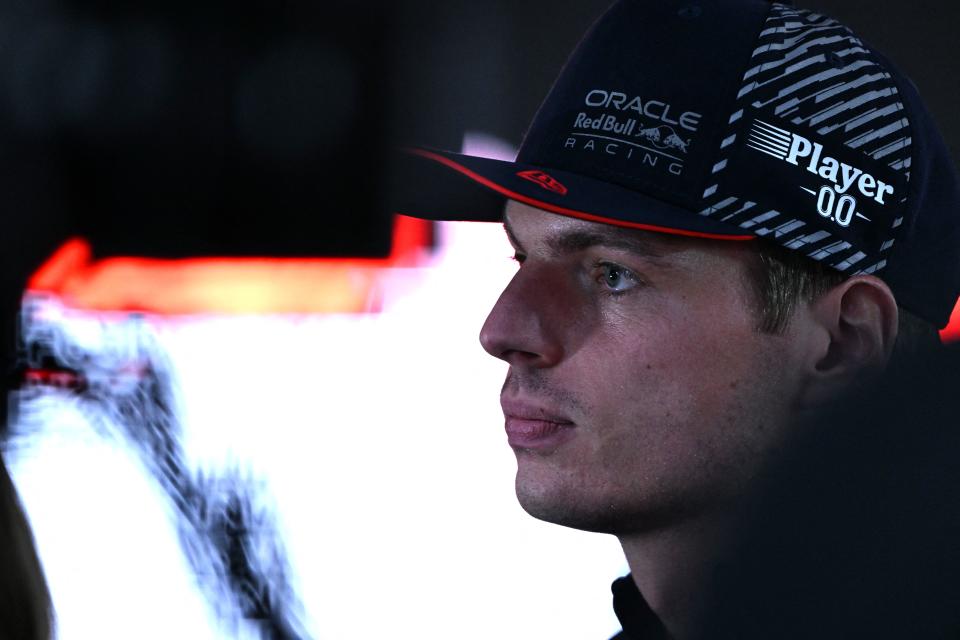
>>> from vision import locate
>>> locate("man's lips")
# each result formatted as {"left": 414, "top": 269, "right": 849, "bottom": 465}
{"left": 501, "top": 399, "right": 575, "bottom": 450}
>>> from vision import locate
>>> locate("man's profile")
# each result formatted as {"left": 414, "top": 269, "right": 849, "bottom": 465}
{"left": 395, "top": 0, "right": 960, "bottom": 637}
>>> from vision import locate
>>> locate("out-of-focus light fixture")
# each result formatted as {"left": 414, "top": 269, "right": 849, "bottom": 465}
{"left": 27, "top": 215, "right": 433, "bottom": 315}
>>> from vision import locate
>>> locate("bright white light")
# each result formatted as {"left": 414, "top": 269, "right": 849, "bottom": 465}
{"left": 9, "top": 219, "right": 627, "bottom": 640}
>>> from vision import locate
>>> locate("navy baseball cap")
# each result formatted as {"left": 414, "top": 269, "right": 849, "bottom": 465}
{"left": 393, "top": 0, "right": 960, "bottom": 327}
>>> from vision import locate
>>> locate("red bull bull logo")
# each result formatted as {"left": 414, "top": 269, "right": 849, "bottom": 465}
{"left": 636, "top": 125, "right": 690, "bottom": 154}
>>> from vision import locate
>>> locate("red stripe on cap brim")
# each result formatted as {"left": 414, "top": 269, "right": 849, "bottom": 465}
{"left": 408, "top": 148, "right": 755, "bottom": 242}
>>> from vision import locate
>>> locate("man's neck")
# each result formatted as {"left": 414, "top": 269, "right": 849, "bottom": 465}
{"left": 618, "top": 510, "right": 738, "bottom": 639}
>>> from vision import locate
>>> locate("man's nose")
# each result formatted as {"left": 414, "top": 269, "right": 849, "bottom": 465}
{"left": 479, "top": 264, "right": 565, "bottom": 368}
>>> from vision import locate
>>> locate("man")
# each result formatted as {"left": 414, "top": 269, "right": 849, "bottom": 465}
{"left": 395, "top": 0, "right": 960, "bottom": 637}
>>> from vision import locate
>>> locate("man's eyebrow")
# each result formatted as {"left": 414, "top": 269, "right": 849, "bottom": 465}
{"left": 544, "top": 228, "right": 670, "bottom": 260}
{"left": 503, "top": 215, "right": 672, "bottom": 260}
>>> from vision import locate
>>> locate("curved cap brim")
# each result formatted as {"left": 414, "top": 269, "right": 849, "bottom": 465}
{"left": 392, "top": 147, "right": 755, "bottom": 241}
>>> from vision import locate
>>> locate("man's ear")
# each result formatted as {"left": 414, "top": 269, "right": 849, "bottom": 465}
{"left": 797, "top": 275, "right": 899, "bottom": 407}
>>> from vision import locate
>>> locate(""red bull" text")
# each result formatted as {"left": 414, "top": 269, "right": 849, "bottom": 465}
{"left": 573, "top": 112, "right": 638, "bottom": 136}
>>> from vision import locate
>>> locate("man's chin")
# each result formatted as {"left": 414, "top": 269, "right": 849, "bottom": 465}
{"left": 514, "top": 473, "right": 625, "bottom": 534}
{"left": 513, "top": 466, "right": 689, "bottom": 535}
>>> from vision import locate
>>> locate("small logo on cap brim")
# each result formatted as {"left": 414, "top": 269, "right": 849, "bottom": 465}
{"left": 517, "top": 170, "right": 568, "bottom": 195}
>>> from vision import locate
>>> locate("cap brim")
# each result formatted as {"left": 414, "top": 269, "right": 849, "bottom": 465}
{"left": 392, "top": 147, "right": 754, "bottom": 241}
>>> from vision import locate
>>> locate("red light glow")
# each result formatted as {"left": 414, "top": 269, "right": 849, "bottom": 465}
{"left": 939, "top": 300, "right": 960, "bottom": 343}
{"left": 26, "top": 215, "right": 433, "bottom": 315}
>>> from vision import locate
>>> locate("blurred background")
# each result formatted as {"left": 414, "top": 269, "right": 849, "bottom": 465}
{"left": 0, "top": 1, "right": 957, "bottom": 639}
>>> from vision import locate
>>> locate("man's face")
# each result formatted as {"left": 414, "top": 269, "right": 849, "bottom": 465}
{"left": 480, "top": 201, "right": 811, "bottom": 534}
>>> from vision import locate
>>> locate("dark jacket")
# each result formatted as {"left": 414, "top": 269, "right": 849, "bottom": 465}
{"left": 608, "top": 345, "right": 960, "bottom": 639}
{"left": 695, "top": 344, "right": 960, "bottom": 639}
{"left": 609, "top": 575, "right": 668, "bottom": 640}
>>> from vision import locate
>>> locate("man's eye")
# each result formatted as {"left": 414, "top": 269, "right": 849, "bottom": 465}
{"left": 511, "top": 251, "right": 526, "bottom": 264}
{"left": 597, "top": 262, "right": 638, "bottom": 293}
